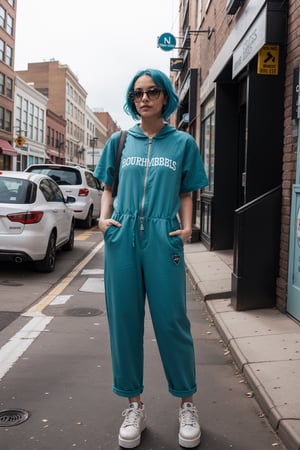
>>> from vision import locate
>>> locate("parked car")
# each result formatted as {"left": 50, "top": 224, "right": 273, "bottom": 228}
{"left": 25, "top": 164, "right": 102, "bottom": 228}
{"left": 0, "top": 171, "right": 75, "bottom": 273}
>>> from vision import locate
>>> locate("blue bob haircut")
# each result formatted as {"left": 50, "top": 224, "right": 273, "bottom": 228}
{"left": 124, "top": 68, "right": 179, "bottom": 121}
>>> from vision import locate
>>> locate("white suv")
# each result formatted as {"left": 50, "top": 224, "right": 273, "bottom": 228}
{"left": 25, "top": 164, "right": 102, "bottom": 228}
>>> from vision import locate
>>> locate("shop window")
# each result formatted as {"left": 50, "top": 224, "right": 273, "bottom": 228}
{"left": 201, "top": 95, "right": 215, "bottom": 193}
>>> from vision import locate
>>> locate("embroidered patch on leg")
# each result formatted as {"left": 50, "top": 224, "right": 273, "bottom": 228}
{"left": 172, "top": 254, "right": 181, "bottom": 265}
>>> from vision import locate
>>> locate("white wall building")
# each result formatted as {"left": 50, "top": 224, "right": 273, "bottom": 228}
{"left": 85, "top": 105, "right": 107, "bottom": 170}
{"left": 14, "top": 75, "right": 47, "bottom": 170}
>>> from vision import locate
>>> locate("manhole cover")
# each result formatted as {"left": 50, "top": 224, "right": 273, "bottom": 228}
{"left": 64, "top": 307, "right": 103, "bottom": 317}
{"left": 0, "top": 409, "right": 30, "bottom": 427}
{"left": 0, "top": 280, "right": 23, "bottom": 287}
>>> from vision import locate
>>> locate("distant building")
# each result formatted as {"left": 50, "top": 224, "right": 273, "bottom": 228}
{"left": 17, "top": 60, "right": 87, "bottom": 166}
{"left": 46, "top": 109, "right": 66, "bottom": 164}
{"left": 14, "top": 75, "right": 47, "bottom": 169}
{"left": 85, "top": 105, "right": 107, "bottom": 171}
{"left": 93, "top": 110, "right": 120, "bottom": 140}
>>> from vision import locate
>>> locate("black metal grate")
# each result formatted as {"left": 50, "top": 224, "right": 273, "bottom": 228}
{"left": 64, "top": 307, "right": 103, "bottom": 317}
{"left": 0, "top": 409, "right": 30, "bottom": 427}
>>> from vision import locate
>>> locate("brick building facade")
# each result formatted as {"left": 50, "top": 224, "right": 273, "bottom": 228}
{"left": 174, "top": 0, "right": 300, "bottom": 317}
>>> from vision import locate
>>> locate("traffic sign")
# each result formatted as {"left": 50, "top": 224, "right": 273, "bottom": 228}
{"left": 257, "top": 45, "right": 279, "bottom": 75}
{"left": 15, "top": 135, "right": 25, "bottom": 147}
{"left": 157, "top": 33, "right": 176, "bottom": 51}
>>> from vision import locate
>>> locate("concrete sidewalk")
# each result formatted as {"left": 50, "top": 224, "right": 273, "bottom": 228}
{"left": 184, "top": 242, "right": 300, "bottom": 450}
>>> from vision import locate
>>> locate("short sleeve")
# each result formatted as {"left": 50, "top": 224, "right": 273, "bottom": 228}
{"left": 180, "top": 134, "right": 208, "bottom": 193}
{"left": 93, "top": 132, "right": 120, "bottom": 186}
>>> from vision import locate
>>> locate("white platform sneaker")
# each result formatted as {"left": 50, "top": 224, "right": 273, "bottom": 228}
{"left": 178, "top": 402, "right": 201, "bottom": 448}
{"left": 118, "top": 402, "right": 146, "bottom": 448}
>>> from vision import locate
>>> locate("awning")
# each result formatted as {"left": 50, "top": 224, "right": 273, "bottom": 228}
{"left": 0, "top": 139, "right": 18, "bottom": 157}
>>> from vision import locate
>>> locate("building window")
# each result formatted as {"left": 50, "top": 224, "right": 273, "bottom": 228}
{"left": 0, "top": 72, "right": 4, "bottom": 95}
{"left": 4, "top": 109, "right": 11, "bottom": 131}
{"left": 5, "top": 44, "right": 12, "bottom": 66}
{"left": 201, "top": 94, "right": 215, "bottom": 193}
{"left": 22, "top": 98, "right": 28, "bottom": 131}
{"left": 0, "top": 107, "right": 4, "bottom": 129}
{"left": 6, "top": 14, "right": 13, "bottom": 35}
{"left": 197, "top": 0, "right": 202, "bottom": 27}
{"left": 0, "top": 39, "right": 4, "bottom": 61}
{"left": 7, "top": 0, "right": 15, "bottom": 8}
{"left": 6, "top": 76, "right": 12, "bottom": 98}
{"left": 0, "top": 6, "right": 5, "bottom": 28}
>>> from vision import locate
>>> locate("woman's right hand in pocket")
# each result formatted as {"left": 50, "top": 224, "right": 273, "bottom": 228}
{"left": 98, "top": 218, "right": 121, "bottom": 234}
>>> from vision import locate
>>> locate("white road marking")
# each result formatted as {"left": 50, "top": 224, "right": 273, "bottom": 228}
{"left": 0, "top": 313, "right": 53, "bottom": 381}
{"left": 81, "top": 269, "right": 104, "bottom": 275}
{"left": 79, "top": 278, "right": 105, "bottom": 293}
{"left": 0, "top": 240, "right": 105, "bottom": 381}
{"left": 26, "top": 241, "right": 104, "bottom": 314}
{"left": 50, "top": 294, "right": 73, "bottom": 305}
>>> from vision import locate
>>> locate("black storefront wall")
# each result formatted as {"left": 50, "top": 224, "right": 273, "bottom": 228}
{"left": 212, "top": 79, "right": 240, "bottom": 251}
{"left": 231, "top": 0, "right": 288, "bottom": 310}
{"left": 201, "top": 0, "right": 288, "bottom": 308}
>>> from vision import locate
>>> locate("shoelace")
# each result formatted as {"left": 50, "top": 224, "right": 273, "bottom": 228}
{"left": 121, "top": 407, "right": 143, "bottom": 428}
{"left": 180, "top": 406, "right": 199, "bottom": 427}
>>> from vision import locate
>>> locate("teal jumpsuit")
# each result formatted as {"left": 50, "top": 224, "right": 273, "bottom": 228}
{"left": 94, "top": 124, "right": 208, "bottom": 398}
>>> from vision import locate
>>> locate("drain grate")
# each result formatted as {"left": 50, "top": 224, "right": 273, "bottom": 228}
{"left": 0, "top": 409, "right": 30, "bottom": 427}
{"left": 64, "top": 307, "right": 103, "bottom": 317}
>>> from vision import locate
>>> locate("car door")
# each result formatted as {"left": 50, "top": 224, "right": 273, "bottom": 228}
{"left": 85, "top": 171, "right": 101, "bottom": 219}
{"left": 40, "top": 178, "right": 70, "bottom": 245}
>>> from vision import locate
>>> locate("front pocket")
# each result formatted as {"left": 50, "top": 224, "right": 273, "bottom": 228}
{"left": 104, "top": 225, "right": 118, "bottom": 242}
{"left": 168, "top": 233, "right": 183, "bottom": 250}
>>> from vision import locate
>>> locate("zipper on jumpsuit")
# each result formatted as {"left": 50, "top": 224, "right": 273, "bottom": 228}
{"left": 139, "top": 137, "right": 152, "bottom": 233}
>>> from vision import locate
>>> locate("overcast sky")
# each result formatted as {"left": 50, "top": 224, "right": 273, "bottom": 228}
{"left": 15, "top": 0, "right": 179, "bottom": 130}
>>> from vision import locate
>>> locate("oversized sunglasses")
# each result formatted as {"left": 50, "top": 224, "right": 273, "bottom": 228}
{"left": 128, "top": 87, "right": 162, "bottom": 102}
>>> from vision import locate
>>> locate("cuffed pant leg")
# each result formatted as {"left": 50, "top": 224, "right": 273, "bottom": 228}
{"left": 143, "top": 223, "right": 197, "bottom": 398}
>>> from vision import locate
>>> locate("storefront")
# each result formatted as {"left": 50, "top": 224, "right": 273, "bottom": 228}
{"left": 199, "top": 1, "right": 288, "bottom": 309}
{"left": 0, "top": 139, "right": 17, "bottom": 170}
{"left": 15, "top": 143, "right": 46, "bottom": 171}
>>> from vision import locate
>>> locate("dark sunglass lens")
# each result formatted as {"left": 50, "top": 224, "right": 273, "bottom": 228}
{"left": 147, "top": 88, "right": 161, "bottom": 99}
{"left": 129, "top": 88, "right": 162, "bottom": 102}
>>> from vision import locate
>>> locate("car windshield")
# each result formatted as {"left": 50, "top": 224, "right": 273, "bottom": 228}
{"left": 0, "top": 177, "right": 34, "bottom": 204}
{"left": 27, "top": 167, "right": 82, "bottom": 186}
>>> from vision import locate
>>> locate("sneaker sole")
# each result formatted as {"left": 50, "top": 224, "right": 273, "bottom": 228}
{"left": 178, "top": 431, "right": 201, "bottom": 448}
{"left": 118, "top": 422, "right": 146, "bottom": 449}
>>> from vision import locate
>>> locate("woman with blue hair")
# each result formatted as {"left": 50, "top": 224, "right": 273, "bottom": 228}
{"left": 94, "top": 68, "right": 208, "bottom": 448}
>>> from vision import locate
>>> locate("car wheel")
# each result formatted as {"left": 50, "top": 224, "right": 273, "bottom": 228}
{"left": 81, "top": 206, "right": 93, "bottom": 229}
{"left": 35, "top": 231, "right": 56, "bottom": 273}
{"left": 63, "top": 221, "right": 75, "bottom": 251}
